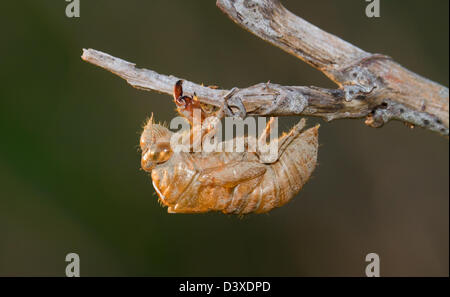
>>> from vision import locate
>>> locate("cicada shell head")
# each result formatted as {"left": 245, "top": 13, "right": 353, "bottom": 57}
{"left": 140, "top": 116, "right": 173, "bottom": 172}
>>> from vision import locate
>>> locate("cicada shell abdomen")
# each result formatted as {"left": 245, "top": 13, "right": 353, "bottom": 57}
{"left": 218, "top": 124, "right": 319, "bottom": 214}
{"left": 257, "top": 125, "right": 319, "bottom": 213}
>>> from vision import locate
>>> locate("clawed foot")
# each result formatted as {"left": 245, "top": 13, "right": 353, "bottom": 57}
{"left": 219, "top": 87, "right": 247, "bottom": 119}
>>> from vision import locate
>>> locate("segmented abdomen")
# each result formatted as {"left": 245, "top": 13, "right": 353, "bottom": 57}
{"left": 259, "top": 125, "right": 319, "bottom": 213}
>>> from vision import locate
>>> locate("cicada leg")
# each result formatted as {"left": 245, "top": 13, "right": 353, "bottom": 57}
{"left": 217, "top": 87, "right": 246, "bottom": 119}
{"left": 192, "top": 87, "right": 246, "bottom": 150}
{"left": 277, "top": 118, "right": 307, "bottom": 156}
{"left": 257, "top": 118, "right": 307, "bottom": 163}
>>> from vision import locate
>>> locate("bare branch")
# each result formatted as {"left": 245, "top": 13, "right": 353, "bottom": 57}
{"left": 82, "top": 48, "right": 369, "bottom": 120}
{"left": 81, "top": 0, "right": 449, "bottom": 136}
{"left": 216, "top": 0, "right": 449, "bottom": 135}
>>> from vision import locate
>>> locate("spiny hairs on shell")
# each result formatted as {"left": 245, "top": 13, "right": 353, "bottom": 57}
{"left": 142, "top": 114, "right": 172, "bottom": 144}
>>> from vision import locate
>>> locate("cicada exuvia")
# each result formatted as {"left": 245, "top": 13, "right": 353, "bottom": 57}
{"left": 140, "top": 81, "right": 319, "bottom": 215}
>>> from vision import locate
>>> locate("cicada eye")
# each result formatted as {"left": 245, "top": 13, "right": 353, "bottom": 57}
{"left": 150, "top": 142, "right": 172, "bottom": 164}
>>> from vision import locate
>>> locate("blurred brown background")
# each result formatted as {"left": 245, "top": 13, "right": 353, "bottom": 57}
{"left": 0, "top": 0, "right": 448, "bottom": 276}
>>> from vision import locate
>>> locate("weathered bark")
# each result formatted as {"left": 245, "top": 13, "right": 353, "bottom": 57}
{"left": 216, "top": 0, "right": 449, "bottom": 135}
{"left": 81, "top": 0, "right": 449, "bottom": 136}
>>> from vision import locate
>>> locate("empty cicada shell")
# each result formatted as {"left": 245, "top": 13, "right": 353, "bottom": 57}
{"left": 140, "top": 81, "right": 319, "bottom": 215}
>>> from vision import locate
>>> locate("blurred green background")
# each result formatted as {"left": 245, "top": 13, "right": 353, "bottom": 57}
{"left": 0, "top": 0, "right": 448, "bottom": 276}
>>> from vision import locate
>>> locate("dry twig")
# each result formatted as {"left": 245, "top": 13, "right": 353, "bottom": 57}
{"left": 81, "top": 0, "right": 449, "bottom": 136}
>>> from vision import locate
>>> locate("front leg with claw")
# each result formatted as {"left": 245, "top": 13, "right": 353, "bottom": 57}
{"left": 219, "top": 87, "right": 247, "bottom": 119}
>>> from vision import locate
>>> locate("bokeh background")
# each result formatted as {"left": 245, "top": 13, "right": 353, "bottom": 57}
{"left": 0, "top": 0, "right": 448, "bottom": 276}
